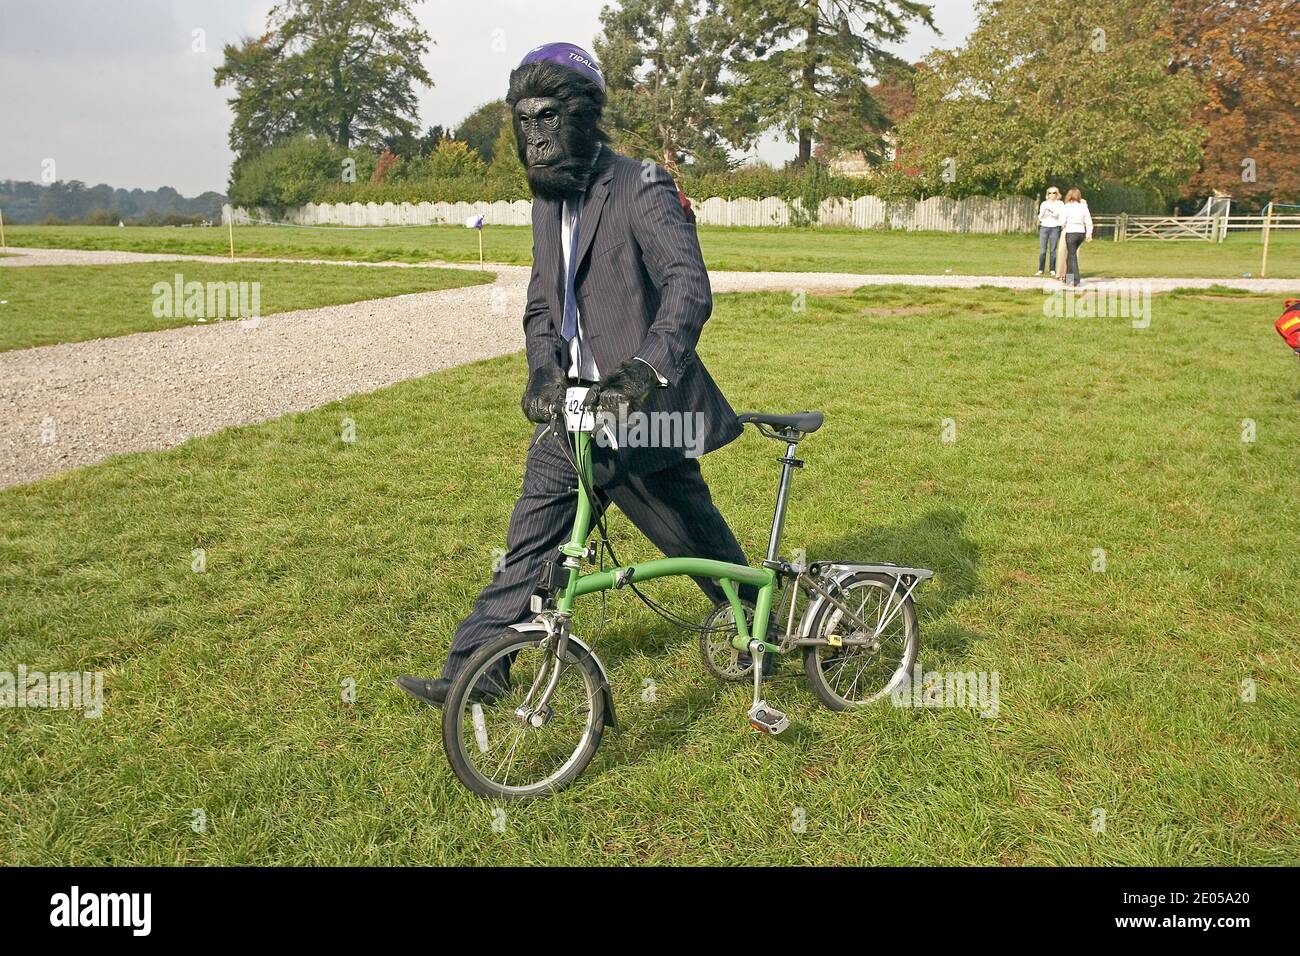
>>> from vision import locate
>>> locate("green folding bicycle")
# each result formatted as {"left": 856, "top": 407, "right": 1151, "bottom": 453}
{"left": 441, "top": 387, "right": 934, "bottom": 799}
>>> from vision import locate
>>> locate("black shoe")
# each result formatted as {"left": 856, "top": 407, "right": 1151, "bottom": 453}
{"left": 394, "top": 675, "right": 500, "bottom": 709}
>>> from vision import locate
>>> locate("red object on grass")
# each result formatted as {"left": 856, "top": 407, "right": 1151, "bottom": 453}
{"left": 1276, "top": 298, "right": 1300, "bottom": 353}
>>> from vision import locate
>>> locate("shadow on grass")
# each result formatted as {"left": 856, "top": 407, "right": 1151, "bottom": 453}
{"left": 591, "top": 506, "right": 984, "bottom": 772}
{"left": 806, "top": 504, "right": 977, "bottom": 632}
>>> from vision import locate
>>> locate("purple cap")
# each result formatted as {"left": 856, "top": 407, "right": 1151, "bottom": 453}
{"left": 518, "top": 42, "right": 605, "bottom": 92}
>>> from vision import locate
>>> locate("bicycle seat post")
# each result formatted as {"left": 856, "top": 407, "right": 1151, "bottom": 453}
{"left": 764, "top": 434, "right": 803, "bottom": 565}
{"left": 737, "top": 411, "right": 822, "bottom": 568}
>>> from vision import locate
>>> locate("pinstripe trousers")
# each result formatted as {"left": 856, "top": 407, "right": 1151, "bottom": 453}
{"left": 440, "top": 430, "right": 752, "bottom": 680}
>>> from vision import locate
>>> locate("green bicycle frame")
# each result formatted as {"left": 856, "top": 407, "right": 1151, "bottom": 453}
{"left": 553, "top": 429, "right": 779, "bottom": 653}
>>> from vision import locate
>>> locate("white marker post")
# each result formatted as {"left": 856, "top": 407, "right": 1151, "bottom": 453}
{"left": 1260, "top": 201, "right": 1273, "bottom": 279}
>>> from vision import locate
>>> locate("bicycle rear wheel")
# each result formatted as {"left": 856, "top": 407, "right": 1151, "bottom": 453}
{"left": 442, "top": 629, "right": 607, "bottom": 800}
{"left": 803, "top": 572, "right": 918, "bottom": 710}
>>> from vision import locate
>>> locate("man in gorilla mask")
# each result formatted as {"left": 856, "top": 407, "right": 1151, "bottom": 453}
{"left": 396, "top": 42, "right": 754, "bottom": 707}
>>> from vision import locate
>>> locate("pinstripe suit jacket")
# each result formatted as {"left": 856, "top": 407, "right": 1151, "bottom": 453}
{"left": 524, "top": 146, "right": 743, "bottom": 474}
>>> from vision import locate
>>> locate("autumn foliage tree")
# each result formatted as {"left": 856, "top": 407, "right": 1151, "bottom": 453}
{"left": 370, "top": 148, "right": 399, "bottom": 184}
{"left": 1166, "top": 0, "right": 1300, "bottom": 209}
{"left": 868, "top": 62, "right": 920, "bottom": 127}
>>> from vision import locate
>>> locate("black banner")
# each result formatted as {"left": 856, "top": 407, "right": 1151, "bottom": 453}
{"left": 0, "top": 866, "right": 1276, "bottom": 941}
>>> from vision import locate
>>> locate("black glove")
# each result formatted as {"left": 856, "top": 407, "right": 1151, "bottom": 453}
{"left": 521, "top": 364, "right": 568, "bottom": 424}
{"left": 585, "top": 359, "right": 661, "bottom": 413}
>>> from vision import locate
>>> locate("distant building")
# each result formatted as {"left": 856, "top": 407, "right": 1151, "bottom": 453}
{"left": 828, "top": 153, "right": 871, "bottom": 177}
{"left": 828, "top": 133, "right": 898, "bottom": 178}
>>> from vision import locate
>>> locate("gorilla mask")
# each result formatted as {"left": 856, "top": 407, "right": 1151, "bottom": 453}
{"left": 507, "top": 61, "right": 609, "bottom": 201}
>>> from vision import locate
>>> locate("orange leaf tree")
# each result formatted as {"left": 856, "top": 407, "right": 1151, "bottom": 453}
{"left": 1167, "top": 0, "right": 1300, "bottom": 209}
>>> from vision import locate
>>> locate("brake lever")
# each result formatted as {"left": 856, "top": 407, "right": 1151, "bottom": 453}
{"left": 531, "top": 405, "right": 564, "bottom": 449}
{"left": 582, "top": 395, "right": 620, "bottom": 451}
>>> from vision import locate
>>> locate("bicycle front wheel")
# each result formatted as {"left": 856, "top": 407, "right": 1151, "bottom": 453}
{"left": 442, "top": 629, "right": 607, "bottom": 800}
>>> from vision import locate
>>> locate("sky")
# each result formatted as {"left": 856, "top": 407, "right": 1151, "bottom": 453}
{"left": 0, "top": 0, "right": 979, "bottom": 197}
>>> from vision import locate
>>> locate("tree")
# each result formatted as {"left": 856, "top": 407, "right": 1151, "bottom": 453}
{"left": 213, "top": 33, "right": 297, "bottom": 158}
{"left": 371, "top": 148, "right": 400, "bottom": 183}
{"left": 427, "top": 140, "right": 487, "bottom": 180}
{"left": 717, "top": 0, "right": 935, "bottom": 165}
{"left": 454, "top": 101, "right": 509, "bottom": 165}
{"left": 38, "top": 181, "right": 88, "bottom": 222}
{"left": 898, "top": 0, "right": 1204, "bottom": 197}
{"left": 867, "top": 61, "right": 920, "bottom": 127}
{"left": 383, "top": 125, "right": 449, "bottom": 161}
{"left": 1167, "top": 0, "right": 1300, "bottom": 209}
{"left": 227, "top": 134, "right": 356, "bottom": 209}
{"left": 215, "top": 0, "right": 432, "bottom": 156}
{"left": 595, "top": 0, "right": 733, "bottom": 176}
{"left": 0, "top": 180, "right": 225, "bottom": 224}
{"left": 814, "top": 59, "right": 921, "bottom": 163}
{"left": 485, "top": 122, "right": 528, "bottom": 194}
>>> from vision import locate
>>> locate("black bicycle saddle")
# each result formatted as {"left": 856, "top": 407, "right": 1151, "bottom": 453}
{"left": 737, "top": 411, "right": 824, "bottom": 434}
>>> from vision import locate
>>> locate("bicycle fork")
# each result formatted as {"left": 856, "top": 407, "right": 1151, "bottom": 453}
{"left": 514, "top": 618, "right": 570, "bottom": 728}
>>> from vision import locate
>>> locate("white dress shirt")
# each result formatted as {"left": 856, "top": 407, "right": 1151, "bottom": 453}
{"left": 561, "top": 196, "right": 600, "bottom": 381}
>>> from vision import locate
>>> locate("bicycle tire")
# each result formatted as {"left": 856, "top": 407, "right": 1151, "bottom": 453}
{"left": 442, "top": 629, "right": 607, "bottom": 800}
{"left": 803, "top": 571, "right": 918, "bottom": 711}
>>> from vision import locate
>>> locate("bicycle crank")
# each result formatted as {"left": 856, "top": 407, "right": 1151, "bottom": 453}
{"left": 746, "top": 639, "right": 789, "bottom": 734}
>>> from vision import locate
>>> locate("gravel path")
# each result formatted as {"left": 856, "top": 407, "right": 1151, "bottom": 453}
{"left": 1, "top": 261, "right": 531, "bottom": 488}
{"left": 4, "top": 245, "right": 1297, "bottom": 293}
{"left": 1, "top": 245, "right": 1296, "bottom": 488}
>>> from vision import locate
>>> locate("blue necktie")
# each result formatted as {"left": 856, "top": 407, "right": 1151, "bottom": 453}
{"left": 561, "top": 201, "right": 581, "bottom": 342}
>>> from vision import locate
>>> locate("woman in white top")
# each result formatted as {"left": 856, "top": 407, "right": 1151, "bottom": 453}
{"left": 1036, "top": 186, "right": 1065, "bottom": 276}
{"left": 1059, "top": 187, "right": 1093, "bottom": 287}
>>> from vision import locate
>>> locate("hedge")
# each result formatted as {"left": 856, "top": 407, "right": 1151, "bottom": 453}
{"left": 229, "top": 138, "right": 1173, "bottom": 214}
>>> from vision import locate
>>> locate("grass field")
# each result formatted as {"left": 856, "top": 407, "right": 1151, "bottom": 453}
{"left": 7, "top": 223, "right": 1298, "bottom": 278}
{"left": 1, "top": 284, "right": 1297, "bottom": 865}
{"left": 0, "top": 262, "right": 492, "bottom": 351}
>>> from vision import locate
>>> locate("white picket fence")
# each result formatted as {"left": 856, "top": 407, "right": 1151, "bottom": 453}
{"left": 225, "top": 194, "right": 1041, "bottom": 233}
{"left": 694, "top": 194, "right": 1039, "bottom": 232}
{"left": 225, "top": 200, "right": 535, "bottom": 228}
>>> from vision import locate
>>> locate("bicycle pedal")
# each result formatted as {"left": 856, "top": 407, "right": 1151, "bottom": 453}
{"left": 747, "top": 701, "right": 790, "bottom": 735}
